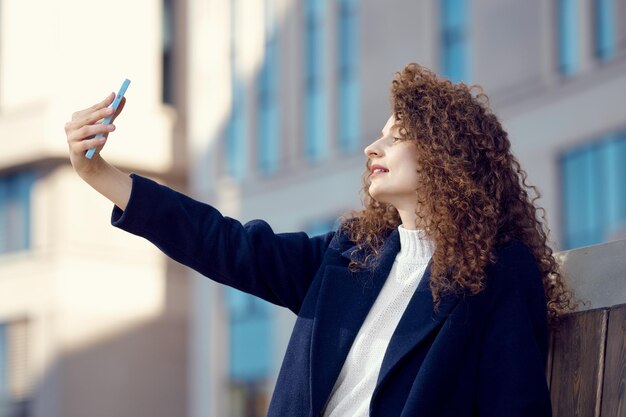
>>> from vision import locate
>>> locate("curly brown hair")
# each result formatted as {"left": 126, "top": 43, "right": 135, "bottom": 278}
{"left": 339, "top": 63, "right": 584, "bottom": 331}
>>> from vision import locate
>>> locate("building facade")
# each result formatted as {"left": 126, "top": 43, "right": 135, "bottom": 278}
{"left": 0, "top": 0, "right": 189, "bottom": 416}
{"left": 185, "top": 1, "right": 626, "bottom": 416}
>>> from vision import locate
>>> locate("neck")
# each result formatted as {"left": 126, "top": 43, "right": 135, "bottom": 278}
{"left": 396, "top": 206, "right": 427, "bottom": 230}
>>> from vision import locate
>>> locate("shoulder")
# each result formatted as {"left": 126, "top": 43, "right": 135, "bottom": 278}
{"left": 328, "top": 218, "right": 394, "bottom": 252}
{"left": 485, "top": 239, "right": 550, "bottom": 341}
{"left": 493, "top": 239, "right": 537, "bottom": 271}
{"left": 328, "top": 217, "right": 358, "bottom": 251}
{"left": 486, "top": 238, "right": 544, "bottom": 297}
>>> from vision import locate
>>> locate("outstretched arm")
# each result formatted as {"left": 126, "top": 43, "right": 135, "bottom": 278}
{"left": 66, "top": 93, "right": 332, "bottom": 313}
{"left": 111, "top": 174, "right": 334, "bottom": 314}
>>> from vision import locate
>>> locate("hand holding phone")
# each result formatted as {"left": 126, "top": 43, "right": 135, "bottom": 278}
{"left": 85, "top": 78, "right": 131, "bottom": 159}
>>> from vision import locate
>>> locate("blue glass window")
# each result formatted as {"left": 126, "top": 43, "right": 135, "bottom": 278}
{"left": 226, "top": 0, "right": 247, "bottom": 180}
{"left": 225, "top": 287, "right": 272, "bottom": 381}
{"left": 304, "top": 0, "right": 327, "bottom": 162}
{"left": 440, "top": 0, "right": 470, "bottom": 83}
{"left": 0, "top": 171, "right": 34, "bottom": 254}
{"left": 594, "top": 0, "right": 616, "bottom": 60}
{"left": 257, "top": 0, "right": 280, "bottom": 175}
{"left": 337, "top": 0, "right": 360, "bottom": 154}
{"left": 558, "top": 0, "right": 579, "bottom": 76}
{"left": 305, "top": 216, "right": 339, "bottom": 236}
{"left": 560, "top": 130, "right": 626, "bottom": 249}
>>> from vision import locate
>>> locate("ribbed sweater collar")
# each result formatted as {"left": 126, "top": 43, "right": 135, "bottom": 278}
{"left": 396, "top": 224, "right": 435, "bottom": 264}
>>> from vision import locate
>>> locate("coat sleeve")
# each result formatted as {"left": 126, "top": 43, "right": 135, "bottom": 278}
{"left": 110, "top": 173, "right": 335, "bottom": 314}
{"left": 475, "top": 241, "right": 553, "bottom": 417}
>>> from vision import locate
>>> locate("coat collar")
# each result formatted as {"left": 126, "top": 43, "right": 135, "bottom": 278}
{"left": 310, "top": 227, "right": 460, "bottom": 416}
{"left": 336, "top": 225, "right": 396, "bottom": 266}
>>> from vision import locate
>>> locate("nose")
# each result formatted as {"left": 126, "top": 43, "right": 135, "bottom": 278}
{"left": 364, "top": 139, "right": 383, "bottom": 159}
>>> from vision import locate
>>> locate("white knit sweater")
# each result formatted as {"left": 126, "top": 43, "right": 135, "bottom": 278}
{"left": 322, "top": 225, "right": 435, "bottom": 417}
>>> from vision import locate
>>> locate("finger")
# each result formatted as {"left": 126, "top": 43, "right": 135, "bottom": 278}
{"left": 91, "top": 92, "right": 116, "bottom": 111}
{"left": 76, "top": 107, "right": 113, "bottom": 128}
{"left": 68, "top": 123, "right": 115, "bottom": 143}
{"left": 72, "top": 92, "right": 115, "bottom": 121}
{"left": 69, "top": 106, "right": 114, "bottom": 131}
{"left": 77, "top": 136, "right": 108, "bottom": 153}
{"left": 85, "top": 95, "right": 124, "bottom": 126}
{"left": 86, "top": 106, "right": 115, "bottom": 126}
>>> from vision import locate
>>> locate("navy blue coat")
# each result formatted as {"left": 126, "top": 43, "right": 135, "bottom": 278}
{"left": 111, "top": 173, "right": 552, "bottom": 417}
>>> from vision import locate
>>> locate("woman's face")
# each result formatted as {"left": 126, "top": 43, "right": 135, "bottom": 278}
{"left": 363, "top": 115, "right": 422, "bottom": 210}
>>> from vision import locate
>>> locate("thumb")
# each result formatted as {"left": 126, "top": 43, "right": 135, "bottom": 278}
{"left": 111, "top": 97, "right": 126, "bottom": 122}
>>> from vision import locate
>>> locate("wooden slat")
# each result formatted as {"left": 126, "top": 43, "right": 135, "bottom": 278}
{"left": 600, "top": 303, "right": 626, "bottom": 417}
{"left": 550, "top": 308, "right": 607, "bottom": 417}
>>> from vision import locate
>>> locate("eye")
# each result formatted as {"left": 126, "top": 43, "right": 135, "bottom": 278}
{"left": 392, "top": 136, "right": 403, "bottom": 143}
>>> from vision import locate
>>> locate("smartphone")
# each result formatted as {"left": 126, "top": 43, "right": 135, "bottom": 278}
{"left": 85, "top": 78, "right": 131, "bottom": 159}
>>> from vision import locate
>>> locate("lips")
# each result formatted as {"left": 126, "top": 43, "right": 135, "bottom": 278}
{"left": 370, "top": 164, "right": 389, "bottom": 175}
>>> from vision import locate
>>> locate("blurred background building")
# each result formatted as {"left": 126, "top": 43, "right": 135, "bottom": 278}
{"left": 0, "top": 0, "right": 624, "bottom": 416}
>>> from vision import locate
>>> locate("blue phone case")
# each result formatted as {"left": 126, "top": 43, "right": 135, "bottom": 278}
{"left": 85, "top": 78, "right": 131, "bottom": 159}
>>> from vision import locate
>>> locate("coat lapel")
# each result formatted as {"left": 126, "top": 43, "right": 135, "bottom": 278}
{"left": 310, "top": 227, "right": 461, "bottom": 416}
{"left": 309, "top": 228, "right": 400, "bottom": 416}
{"left": 372, "top": 259, "right": 461, "bottom": 397}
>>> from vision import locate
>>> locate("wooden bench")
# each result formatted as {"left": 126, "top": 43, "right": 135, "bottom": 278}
{"left": 547, "top": 239, "right": 626, "bottom": 417}
{"left": 547, "top": 303, "right": 625, "bottom": 417}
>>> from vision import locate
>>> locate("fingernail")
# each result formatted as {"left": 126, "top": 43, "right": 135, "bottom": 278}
{"left": 107, "top": 124, "right": 115, "bottom": 130}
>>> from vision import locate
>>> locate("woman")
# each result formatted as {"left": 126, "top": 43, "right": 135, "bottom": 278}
{"left": 65, "top": 63, "right": 579, "bottom": 417}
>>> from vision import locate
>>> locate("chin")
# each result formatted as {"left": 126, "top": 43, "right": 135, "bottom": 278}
{"left": 368, "top": 189, "right": 389, "bottom": 205}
